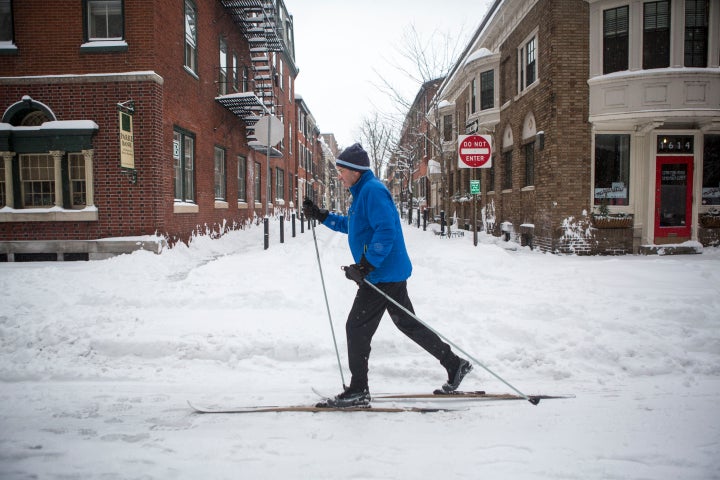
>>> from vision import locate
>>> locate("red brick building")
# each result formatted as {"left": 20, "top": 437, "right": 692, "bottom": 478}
{"left": 0, "top": 0, "right": 301, "bottom": 259}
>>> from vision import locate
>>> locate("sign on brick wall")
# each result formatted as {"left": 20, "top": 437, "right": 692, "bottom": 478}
{"left": 119, "top": 111, "right": 135, "bottom": 169}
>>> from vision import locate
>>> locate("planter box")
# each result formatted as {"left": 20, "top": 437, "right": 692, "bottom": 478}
{"left": 591, "top": 216, "right": 633, "bottom": 229}
{"left": 700, "top": 215, "right": 720, "bottom": 228}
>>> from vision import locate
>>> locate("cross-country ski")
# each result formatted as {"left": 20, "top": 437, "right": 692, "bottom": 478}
{"left": 188, "top": 401, "right": 455, "bottom": 414}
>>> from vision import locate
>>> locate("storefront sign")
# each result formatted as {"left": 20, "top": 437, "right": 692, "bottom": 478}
{"left": 119, "top": 111, "right": 135, "bottom": 169}
{"left": 595, "top": 182, "right": 627, "bottom": 199}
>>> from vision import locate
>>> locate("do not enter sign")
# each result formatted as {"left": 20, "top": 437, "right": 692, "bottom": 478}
{"left": 458, "top": 134, "right": 492, "bottom": 168}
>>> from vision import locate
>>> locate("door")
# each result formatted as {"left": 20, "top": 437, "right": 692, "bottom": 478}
{"left": 654, "top": 156, "right": 693, "bottom": 243}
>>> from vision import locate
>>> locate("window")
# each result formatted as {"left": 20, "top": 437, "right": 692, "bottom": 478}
{"left": 480, "top": 69, "right": 494, "bottom": 110}
{"left": 85, "top": 0, "right": 123, "bottom": 41}
{"left": 0, "top": 155, "right": 6, "bottom": 206}
{"left": 298, "top": 144, "right": 303, "bottom": 170}
{"left": 254, "top": 161, "right": 261, "bottom": 204}
{"left": 470, "top": 79, "right": 477, "bottom": 114}
{"left": 643, "top": 1, "right": 670, "bottom": 69}
{"left": 685, "top": 0, "right": 708, "bottom": 67}
{"left": 518, "top": 35, "right": 537, "bottom": 93}
{"left": 524, "top": 142, "right": 535, "bottom": 187}
{"left": 288, "top": 172, "right": 294, "bottom": 203}
{"left": 232, "top": 53, "right": 239, "bottom": 91}
{"left": 278, "top": 59, "right": 284, "bottom": 90}
{"left": 594, "top": 134, "right": 630, "bottom": 206}
{"left": 20, "top": 154, "right": 55, "bottom": 207}
{"left": 288, "top": 122, "right": 293, "bottom": 154}
{"left": 214, "top": 147, "right": 226, "bottom": 201}
{"left": 502, "top": 150, "right": 513, "bottom": 190}
{"left": 0, "top": 0, "right": 13, "bottom": 43}
{"left": 238, "top": 155, "right": 247, "bottom": 202}
{"left": 487, "top": 160, "right": 495, "bottom": 192}
{"left": 603, "top": 6, "right": 629, "bottom": 74}
{"left": 184, "top": 0, "right": 198, "bottom": 74}
{"left": 68, "top": 153, "right": 87, "bottom": 208}
{"left": 702, "top": 135, "right": 720, "bottom": 206}
{"left": 6, "top": 152, "right": 90, "bottom": 209}
{"left": 276, "top": 167, "right": 284, "bottom": 200}
{"left": 242, "top": 66, "right": 249, "bottom": 92}
{"left": 443, "top": 114, "right": 453, "bottom": 141}
{"left": 174, "top": 129, "right": 195, "bottom": 202}
{"left": 218, "top": 38, "right": 228, "bottom": 95}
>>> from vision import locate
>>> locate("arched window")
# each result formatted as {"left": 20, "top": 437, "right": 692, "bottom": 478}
{"left": 2, "top": 96, "right": 56, "bottom": 126}
{"left": 502, "top": 125, "right": 514, "bottom": 190}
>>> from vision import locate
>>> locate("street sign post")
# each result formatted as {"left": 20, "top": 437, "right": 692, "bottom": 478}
{"left": 458, "top": 134, "right": 492, "bottom": 168}
{"left": 254, "top": 115, "right": 284, "bottom": 147}
{"left": 254, "top": 114, "right": 284, "bottom": 250}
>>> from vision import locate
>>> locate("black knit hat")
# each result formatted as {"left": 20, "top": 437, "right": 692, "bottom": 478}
{"left": 336, "top": 143, "right": 370, "bottom": 172}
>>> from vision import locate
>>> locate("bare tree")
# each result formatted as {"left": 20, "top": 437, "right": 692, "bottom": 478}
{"left": 371, "top": 24, "right": 467, "bottom": 224}
{"left": 372, "top": 24, "right": 467, "bottom": 116}
{"left": 358, "top": 111, "right": 396, "bottom": 179}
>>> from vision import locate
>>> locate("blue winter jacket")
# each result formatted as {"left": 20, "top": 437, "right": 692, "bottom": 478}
{"left": 323, "top": 170, "right": 412, "bottom": 284}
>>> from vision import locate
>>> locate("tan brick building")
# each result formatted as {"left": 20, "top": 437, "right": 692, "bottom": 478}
{"left": 417, "top": 0, "right": 720, "bottom": 254}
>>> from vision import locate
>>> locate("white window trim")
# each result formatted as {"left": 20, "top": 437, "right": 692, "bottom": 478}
{"left": 0, "top": 149, "right": 97, "bottom": 221}
{"left": 517, "top": 27, "right": 540, "bottom": 97}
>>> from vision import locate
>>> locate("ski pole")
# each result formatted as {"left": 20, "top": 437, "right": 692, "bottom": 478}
{"left": 361, "top": 279, "right": 540, "bottom": 405}
{"left": 310, "top": 218, "right": 347, "bottom": 389}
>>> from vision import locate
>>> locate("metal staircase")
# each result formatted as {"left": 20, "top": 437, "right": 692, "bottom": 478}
{"left": 216, "top": 0, "right": 286, "bottom": 155}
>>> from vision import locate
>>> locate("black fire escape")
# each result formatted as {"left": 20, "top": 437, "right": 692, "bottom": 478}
{"left": 216, "top": 0, "right": 287, "bottom": 157}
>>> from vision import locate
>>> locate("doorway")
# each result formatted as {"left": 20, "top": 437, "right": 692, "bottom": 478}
{"left": 654, "top": 155, "right": 693, "bottom": 244}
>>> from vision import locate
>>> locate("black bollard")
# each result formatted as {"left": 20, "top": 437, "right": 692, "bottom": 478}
{"left": 280, "top": 215, "right": 285, "bottom": 243}
{"left": 263, "top": 217, "right": 269, "bottom": 250}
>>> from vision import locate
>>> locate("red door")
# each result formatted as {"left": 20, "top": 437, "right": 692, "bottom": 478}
{"left": 654, "top": 156, "right": 693, "bottom": 242}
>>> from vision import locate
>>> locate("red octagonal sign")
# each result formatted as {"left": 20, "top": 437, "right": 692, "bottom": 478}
{"left": 458, "top": 134, "right": 493, "bottom": 168}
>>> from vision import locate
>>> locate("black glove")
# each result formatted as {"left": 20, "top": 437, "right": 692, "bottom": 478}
{"left": 302, "top": 198, "right": 328, "bottom": 222}
{"left": 342, "top": 255, "right": 375, "bottom": 285}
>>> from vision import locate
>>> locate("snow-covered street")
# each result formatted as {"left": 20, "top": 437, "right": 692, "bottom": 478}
{"left": 1, "top": 220, "right": 719, "bottom": 479}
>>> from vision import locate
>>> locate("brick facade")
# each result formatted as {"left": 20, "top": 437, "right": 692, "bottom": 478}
{"left": 434, "top": 0, "right": 719, "bottom": 254}
{"left": 455, "top": 0, "right": 593, "bottom": 253}
{"left": 1, "top": 0, "right": 299, "bottom": 250}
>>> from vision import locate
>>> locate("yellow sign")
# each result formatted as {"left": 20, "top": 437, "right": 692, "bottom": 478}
{"left": 119, "top": 111, "right": 135, "bottom": 169}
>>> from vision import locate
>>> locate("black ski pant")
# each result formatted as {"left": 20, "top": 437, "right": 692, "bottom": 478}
{"left": 345, "top": 280, "right": 459, "bottom": 391}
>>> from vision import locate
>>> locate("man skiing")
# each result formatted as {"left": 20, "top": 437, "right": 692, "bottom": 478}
{"left": 303, "top": 142, "right": 472, "bottom": 407}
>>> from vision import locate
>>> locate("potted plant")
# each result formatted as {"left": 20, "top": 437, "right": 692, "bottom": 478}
{"left": 699, "top": 208, "right": 720, "bottom": 228}
{"left": 591, "top": 199, "right": 633, "bottom": 228}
